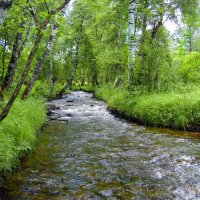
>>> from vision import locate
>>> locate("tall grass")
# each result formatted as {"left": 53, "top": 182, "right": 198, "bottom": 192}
{"left": 95, "top": 85, "right": 200, "bottom": 131}
{"left": 0, "top": 97, "right": 46, "bottom": 176}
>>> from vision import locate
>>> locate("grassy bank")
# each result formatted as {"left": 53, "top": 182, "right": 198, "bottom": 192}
{"left": 95, "top": 85, "right": 200, "bottom": 131}
{"left": 0, "top": 97, "right": 47, "bottom": 179}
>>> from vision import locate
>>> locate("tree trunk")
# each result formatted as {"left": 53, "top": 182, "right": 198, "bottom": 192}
{"left": 91, "top": 61, "right": 99, "bottom": 86}
{"left": 22, "top": 24, "right": 59, "bottom": 99}
{"left": 0, "top": 38, "right": 7, "bottom": 100}
{"left": 2, "top": 18, "right": 32, "bottom": 90}
{"left": 128, "top": 0, "right": 137, "bottom": 86}
{"left": 80, "top": 66, "right": 85, "bottom": 86}
{"left": 151, "top": 17, "right": 163, "bottom": 40}
{"left": 49, "top": 79, "right": 55, "bottom": 98}
{"left": 0, "top": 31, "right": 43, "bottom": 122}
{"left": 1, "top": 38, "right": 7, "bottom": 84}
{"left": 138, "top": 0, "right": 148, "bottom": 86}
{"left": 58, "top": 41, "right": 80, "bottom": 97}
{"left": 49, "top": 23, "right": 60, "bottom": 97}
{"left": 18, "top": 18, "right": 33, "bottom": 58}
{"left": 58, "top": 19, "right": 83, "bottom": 97}
{"left": 2, "top": 32, "right": 23, "bottom": 90}
{"left": 49, "top": 36, "right": 55, "bottom": 97}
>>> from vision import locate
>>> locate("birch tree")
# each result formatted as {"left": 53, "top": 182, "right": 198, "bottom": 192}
{"left": 2, "top": 18, "right": 32, "bottom": 91}
{"left": 0, "top": 0, "right": 71, "bottom": 122}
{"left": 128, "top": 0, "right": 137, "bottom": 86}
{"left": 22, "top": 23, "right": 59, "bottom": 99}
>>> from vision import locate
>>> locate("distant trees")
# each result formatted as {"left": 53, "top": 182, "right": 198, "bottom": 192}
{"left": 58, "top": 17, "right": 84, "bottom": 97}
{"left": 126, "top": 0, "right": 199, "bottom": 91}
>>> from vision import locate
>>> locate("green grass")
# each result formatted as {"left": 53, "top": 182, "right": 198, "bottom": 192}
{"left": 95, "top": 85, "right": 200, "bottom": 131}
{"left": 0, "top": 97, "right": 47, "bottom": 177}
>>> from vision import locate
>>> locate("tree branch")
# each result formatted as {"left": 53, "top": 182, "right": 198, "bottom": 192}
{"left": 44, "top": 0, "right": 50, "bottom": 14}
{"left": 30, "top": 0, "right": 71, "bottom": 30}
{"left": 41, "top": 0, "right": 71, "bottom": 29}
{"left": 28, "top": 5, "right": 40, "bottom": 27}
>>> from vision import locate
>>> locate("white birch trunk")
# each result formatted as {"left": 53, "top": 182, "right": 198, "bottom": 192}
{"left": 49, "top": 24, "right": 59, "bottom": 96}
{"left": 0, "top": 8, "right": 7, "bottom": 26}
{"left": 128, "top": 0, "right": 136, "bottom": 85}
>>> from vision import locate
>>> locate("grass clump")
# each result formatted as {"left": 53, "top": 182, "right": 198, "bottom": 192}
{"left": 0, "top": 97, "right": 47, "bottom": 176}
{"left": 95, "top": 85, "right": 200, "bottom": 131}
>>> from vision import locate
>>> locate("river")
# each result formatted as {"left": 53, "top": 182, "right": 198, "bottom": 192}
{"left": 1, "top": 91, "right": 200, "bottom": 199}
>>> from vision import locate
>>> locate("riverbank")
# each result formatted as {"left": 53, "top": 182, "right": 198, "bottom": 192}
{"left": 69, "top": 84, "right": 200, "bottom": 131}
{"left": 94, "top": 85, "right": 200, "bottom": 131}
{"left": 0, "top": 97, "right": 46, "bottom": 182}
{"left": 3, "top": 91, "right": 200, "bottom": 199}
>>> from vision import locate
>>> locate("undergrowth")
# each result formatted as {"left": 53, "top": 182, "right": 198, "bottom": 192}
{"left": 0, "top": 97, "right": 47, "bottom": 177}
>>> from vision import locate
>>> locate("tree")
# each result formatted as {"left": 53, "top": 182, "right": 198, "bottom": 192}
{"left": 58, "top": 17, "right": 84, "bottom": 97}
{"left": 2, "top": 17, "right": 32, "bottom": 91}
{"left": 0, "top": 0, "right": 71, "bottom": 122}
{"left": 127, "top": 0, "right": 199, "bottom": 91}
{"left": 128, "top": 0, "right": 137, "bottom": 86}
{"left": 22, "top": 23, "right": 59, "bottom": 99}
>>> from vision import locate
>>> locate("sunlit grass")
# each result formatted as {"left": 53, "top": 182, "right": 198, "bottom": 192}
{"left": 95, "top": 85, "right": 200, "bottom": 130}
{"left": 0, "top": 97, "right": 47, "bottom": 175}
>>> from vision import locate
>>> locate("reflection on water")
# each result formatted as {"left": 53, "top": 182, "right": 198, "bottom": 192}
{"left": 1, "top": 91, "right": 200, "bottom": 200}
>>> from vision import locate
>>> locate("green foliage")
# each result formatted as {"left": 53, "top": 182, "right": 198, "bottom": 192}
{"left": 72, "top": 84, "right": 95, "bottom": 93}
{"left": 31, "top": 80, "right": 69, "bottom": 98}
{"left": 56, "top": 0, "right": 129, "bottom": 86}
{"left": 31, "top": 80, "right": 51, "bottom": 97}
{"left": 0, "top": 98, "right": 46, "bottom": 175}
{"left": 133, "top": 27, "right": 172, "bottom": 91}
{"left": 178, "top": 52, "right": 200, "bottom": 84}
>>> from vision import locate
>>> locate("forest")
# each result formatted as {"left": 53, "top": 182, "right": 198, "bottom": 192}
{"left": 0, "top": 0, "right": 200, "bottom": 192}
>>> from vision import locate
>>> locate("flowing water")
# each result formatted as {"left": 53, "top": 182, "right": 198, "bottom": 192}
{"left": 1, "top": 91, "right": 200, "bottom": 200}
